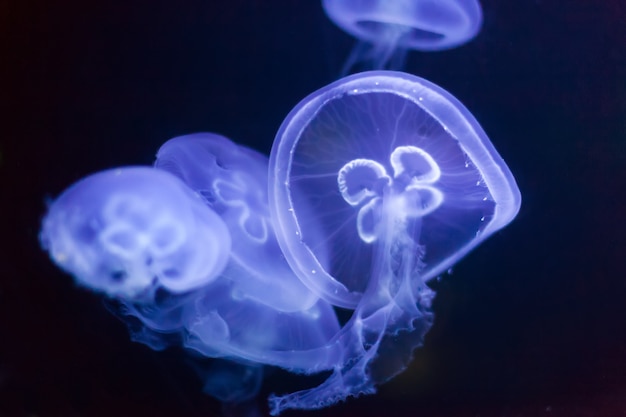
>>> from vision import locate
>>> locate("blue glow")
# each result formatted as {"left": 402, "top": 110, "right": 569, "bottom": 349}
{"left": 40, "top": 72, "right": 520, "bottom": 415}
{"left": 323, "top": 0, "right": 483, "bottom": 71}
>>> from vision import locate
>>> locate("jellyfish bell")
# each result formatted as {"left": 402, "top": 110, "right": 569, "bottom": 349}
{"left": 155, "top": 133, "right": 321, "bottom": 313}
{"left": 269, "top": 70, "right": 521, "bottom": 308}
{"left": 40, "top": 167, "right": 231, "bottom": 301}
{"left": 322, "top": 0, "right": 483, "bottom": 71}
{"left": 322, "top": 0, "right": 483, "bottom": 51}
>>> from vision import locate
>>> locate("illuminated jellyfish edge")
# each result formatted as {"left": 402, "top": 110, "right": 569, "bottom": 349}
{"left": 269, "top": 89, "right": 362, "bottom": 309}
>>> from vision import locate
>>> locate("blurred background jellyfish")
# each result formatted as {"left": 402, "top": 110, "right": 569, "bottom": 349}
{"left": 322, "top": 0, "right": 483, "bottom": 73}
{"left": 268, "top": 70, "right": 520, "bottom": 414}
{"left": 155, "top": 133, "right": 321, "bottom": 313}
{"left": 40, "top": 167, "right": 232, "bottom": 302}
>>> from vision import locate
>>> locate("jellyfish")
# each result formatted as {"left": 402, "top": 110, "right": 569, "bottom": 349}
{"left": 39, "top": 72, "right": 520, "bottom": 414}
{"left": 267, "top": 70, "right": 520, "bottom": 413}
{"left": 40, "top": 167, "right": 232, "bottom": 301}
{"left": 322, "top": 0, "right": 483, "bottom": 72}
{"left": 154, "top": 133, "right": 321, "bottom": 313}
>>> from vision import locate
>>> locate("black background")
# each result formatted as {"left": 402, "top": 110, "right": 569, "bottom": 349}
{"left": 2, "top": 1, "right": 625, "bottom": 416}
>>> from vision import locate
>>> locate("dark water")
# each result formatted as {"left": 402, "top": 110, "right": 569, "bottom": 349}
{"left": 2, "top": 1, "right": 625, "bottom": 416}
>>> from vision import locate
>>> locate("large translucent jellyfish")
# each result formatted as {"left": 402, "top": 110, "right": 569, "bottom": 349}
{"left": 322, "top": 0, "right": 483, "bottom": 72}
{"left": 40, "top": 167, "right": 231, "bottom": 301}
{"left": 267, "top": 70, "right": 520, "bottom": 413}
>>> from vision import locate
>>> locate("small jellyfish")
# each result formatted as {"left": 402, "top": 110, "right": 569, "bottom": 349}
{"left": 40, "top": 167, "right": 231, "bottom": 301}
{"left": 322, "top": 0, "right": 483, "bottom": 72}
{"left": 267, "top": 71, "right": 520, "bottom": 413}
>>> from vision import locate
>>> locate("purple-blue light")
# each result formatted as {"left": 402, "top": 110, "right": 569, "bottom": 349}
{"left": 40, "top": 71, "right": 520, "bottom": 415}
{"left": 323, "top": 0, "right": 483, "bottom": 71}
